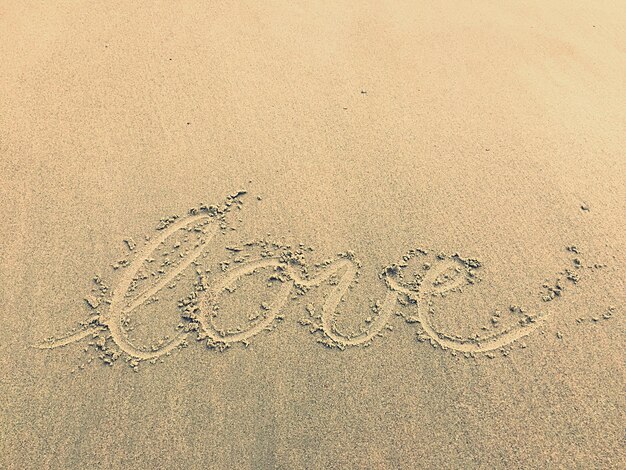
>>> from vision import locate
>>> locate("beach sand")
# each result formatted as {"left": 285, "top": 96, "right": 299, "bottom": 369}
{"left": 1, "top": 1, "right": 624, "bottom": 468}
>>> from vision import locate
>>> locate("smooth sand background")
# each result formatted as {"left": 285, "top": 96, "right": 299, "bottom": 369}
{"left": 1, "top": 1, "right": 624, "bottom": 468}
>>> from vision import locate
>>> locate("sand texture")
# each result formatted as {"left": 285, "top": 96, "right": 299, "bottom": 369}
{"left": 1, "top": 1, "right": 625, "bottom": 469}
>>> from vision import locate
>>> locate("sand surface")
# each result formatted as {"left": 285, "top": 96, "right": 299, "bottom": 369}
{"left": 1, "top": 1, "right": 625, "bottom": 469}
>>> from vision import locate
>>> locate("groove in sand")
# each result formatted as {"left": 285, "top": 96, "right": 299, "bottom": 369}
{"left": 102, "top": 214, "right": 217, "bottom": 360}
{"left": 383, "top": 258, "right": 545, "bottom": 353}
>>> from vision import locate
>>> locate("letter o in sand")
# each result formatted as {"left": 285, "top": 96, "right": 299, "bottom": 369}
{"left": 196, "top": 259, "right": 293, "bottom": 345}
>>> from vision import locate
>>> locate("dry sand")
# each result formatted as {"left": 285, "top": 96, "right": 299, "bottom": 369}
{"left": 1, "top": 1, "right": 625, "bottom": 469}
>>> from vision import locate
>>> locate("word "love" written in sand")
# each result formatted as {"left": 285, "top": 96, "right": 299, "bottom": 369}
{"left": 36, "top": 192, "right": 590, "bottom": 370}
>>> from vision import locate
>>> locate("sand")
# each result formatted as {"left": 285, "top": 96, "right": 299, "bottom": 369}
{"left": 1, "top": 1, "right": 625, "bottom": 469}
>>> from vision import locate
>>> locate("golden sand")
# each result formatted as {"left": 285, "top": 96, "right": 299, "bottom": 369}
{"left": 1, "top": 2, "right": 624, "bottom": 468}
